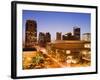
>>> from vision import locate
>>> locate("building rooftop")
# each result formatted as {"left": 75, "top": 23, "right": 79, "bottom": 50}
{"left": 52, "top": 40, "right": 90, "bottom": 44}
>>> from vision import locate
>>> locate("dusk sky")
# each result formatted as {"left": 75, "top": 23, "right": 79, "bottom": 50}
{"left": 22, "top": 10, "right": 91, "bottom": 41}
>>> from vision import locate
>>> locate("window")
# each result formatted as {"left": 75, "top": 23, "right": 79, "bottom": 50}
{"left": 66, "top": 50, "right": 71, "bottom": 54}
{"left": 84, "top": 44, "right": 90, "bottom": 48}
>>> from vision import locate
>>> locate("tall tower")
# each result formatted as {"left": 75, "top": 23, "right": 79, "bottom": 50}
{"left": 73, "top": 27, "right": 80, "bottom": 40}
{"left": 56, "top": 32, "right": 62, "bottom": 40}
{"left": 38, "top": 32, "right": 46, "bottom": 47}
{"left": 25, "top": 20, "right": 37, "bottom": 48}
{"left": 46, "top": 32, "right": 51, "bottom": 42}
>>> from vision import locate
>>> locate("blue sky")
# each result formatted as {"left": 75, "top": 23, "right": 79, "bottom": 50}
{"left": 22, "top": 10, "right": 91, "bottom": 41}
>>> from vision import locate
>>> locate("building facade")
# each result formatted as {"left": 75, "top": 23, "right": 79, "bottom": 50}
{"left": 47, "top": 40, "right": 91, "bottom": 63}
{"left": 82, "top": 33, "right": 91, "bottom": 41}
{"left": 46, "top": 32, "right": 51, "bottom": 42}
{"left": 73, "top": 27, "right": 80, "bottom": 40}
{"left": 25, "top": 20, "right": 37, "bottom": 48}
{"left": 62, "top": 32, "right": 78, "bottom": 40}
{"left": 56, "top": 32, "right": 62, "bottom": 40}
{"left": 38, "top": 32, "right": 46, "bottom": 47}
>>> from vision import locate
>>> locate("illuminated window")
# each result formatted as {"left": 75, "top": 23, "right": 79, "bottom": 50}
{"left": 82, "top": 51, "right": 91, "bottom": 55}
{"left": 66, "top": 50, "right": 71, "bottom": 54}
{"left": 82, "top": 51, "right": 87, "bottom": 55}
{"left": 84, "top": 44, "right": 90, "bottom": 48}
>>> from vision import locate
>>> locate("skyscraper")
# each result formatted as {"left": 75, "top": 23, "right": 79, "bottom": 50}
{"left": 46, "top": 32, "right": 51, "bottom": 42}
{"left": 56, "top": 32, "right": 62, "bottom": 40}
{"left": 38, "top": 32, "right": 46, "bottom": 47}
{"left": 25, "top": 20, "right": 37, "bottom": 48}
{"left": 73, "top": 27, "right": 80, "bottom": 40}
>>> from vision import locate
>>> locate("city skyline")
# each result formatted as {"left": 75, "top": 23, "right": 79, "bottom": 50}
{"left": 22, "top": 10, "right": 91, "bottom": 41}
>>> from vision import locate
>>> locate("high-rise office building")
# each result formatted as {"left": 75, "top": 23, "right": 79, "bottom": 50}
{"left": 38, "top": 32, "right": 46, "bottom": 47}
{"left": 73, "top": 27, "right": 80, "bottom": 40}
{"left": 56, "top": 32, "right": 62, "bottom": 40}
{"left": 46, "top": 32, "right": 51, "bottom": 42}
{"left": 25, "top": 20, "right": 37, "bottom": 48}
